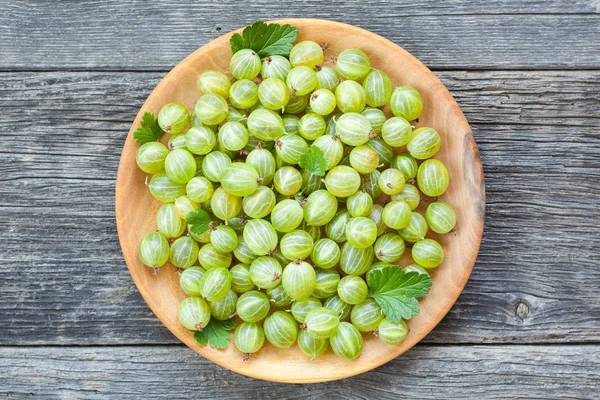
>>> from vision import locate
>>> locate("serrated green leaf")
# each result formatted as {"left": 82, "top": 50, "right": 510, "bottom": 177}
{"left": 186, "top": 208, "right": 211, "bottom": 236}
{"left": 194, "top": 329, "right": 209, "bottom": 346}
{"left": 298, "top": 146, "right": 328, "bottom": 177}
{"left": 368, "top": 266, "right": 432, "bottom": 322}
{"left": 230, "top": 20, "right": 298, "bottom": 57}
{"left": 133, "top": 112, "right": 164, "bottom": 145}
{"left": 194, "top": 318, "right": 236, "bottom": 349}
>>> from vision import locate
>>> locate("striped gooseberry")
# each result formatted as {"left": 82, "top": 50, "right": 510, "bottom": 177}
{"left": 311, "top": 238, "right": 341, "bottom": 269}
{"left": 417, "top": 159, "right": 449, "bottom": 197}
{"left": 330, "top": 322, "right": 363, "bottom": 359}
{"left": 136, "top": 141, "right": 168, "bottom": 173}
{"left": 351, "top": 298, "right": 384, "bottom": 332}
{"left": 374, "top": 233, "right": 405, "bottom": 263}
{"left": 264, "top": 311, "right": 299, "bottom": 348}
{"left": 398, "top": 212, "right": 429, "bottom": 243}
{"left": 390, "top": 86, "right": 423, "bottom": 121}
{"left": 236, "top": 290, "right": 270, "bottom": 322}
{"left": 411, "top": 238, "right": 444, "bottom": 269}
{"left": 425, "top": 201, "right": 457, "bottom": 234}
{"left": 178, "top": 297, "right": 211, "bottom": 331}
{"left": 312, "top": 268, "right": 341, "bottom": 299}
{"left": 337, "top": 275, "right": 368, "bottom": 305}
{"left": 249, "top": 256, "right": 282, "bottom": 290}
{"left": 169, "top": 236, "right": 199, "bottom": 269}
{"left": 339, "top": 242, "right": 374, "bottom": 276}
{"left": 243, "top": 219, "right": 278, "bottom": 256}
{"left": 291, "top": 297, "right": 322, "bottom": 323}
{"left": 303, "top": 189, "right": 338, "bottom": 226}
{"left": 282, "top": 260, "right": 317, "bottom": 301}
{"left": 198, "top": 243, "right": 232, "bottom": 270}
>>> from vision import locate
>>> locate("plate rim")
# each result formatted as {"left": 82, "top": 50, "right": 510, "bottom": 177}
{"left": 115, "top": 18, "right": 485, "bottom": 383}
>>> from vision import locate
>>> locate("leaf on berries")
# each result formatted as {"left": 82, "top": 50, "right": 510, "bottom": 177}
{"left": 368, "top": 265, "right": 432, "bottom": 322}
{"left": 132, "top": 112, "right": 164, "bottom": 145}
{"left": 230, "top": 20, "right": 298, "bottom": 57}
{"left": 298, "top": 146, "right": 328, "bottom": 177}
{"left": 186, "top": 208, "right": 211, "bottom": 236}
{"left": 194, "top": 318, "right": 236, "bottom": 349}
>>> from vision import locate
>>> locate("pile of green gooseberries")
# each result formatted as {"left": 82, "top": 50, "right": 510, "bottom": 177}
{"left": 136, "top": 40, "right": 456, "bottom": 360}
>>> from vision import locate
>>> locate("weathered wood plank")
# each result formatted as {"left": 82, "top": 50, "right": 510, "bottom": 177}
{"left": 0, "top": 71, "right": 598, "bottom": 345}
{"left": 1, "top": 345, "right": 598, "bottom": 398}
{"left": 0, "top": 1, "right": 599, "bottom": 71}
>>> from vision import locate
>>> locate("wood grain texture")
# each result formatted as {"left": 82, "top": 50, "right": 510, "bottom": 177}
{"left": 0, "top": 1, "right": 599, "bottom": 71}
{"left": 114, "top": 19, "right": 484, "bottom": 382}
{"left": 0, "top": 70, "right": 598, "bottom": 346}
{"left": 1, "top": 345, "right": 599, "bottom": 398}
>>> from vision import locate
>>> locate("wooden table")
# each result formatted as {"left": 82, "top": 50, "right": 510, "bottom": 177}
{"left": 1, "top": 1, "right": 599, "bottom": 398}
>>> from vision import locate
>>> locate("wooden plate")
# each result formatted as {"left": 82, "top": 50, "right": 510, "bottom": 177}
{"left": 115, "top": 19, "right": 485, "bottom": 383}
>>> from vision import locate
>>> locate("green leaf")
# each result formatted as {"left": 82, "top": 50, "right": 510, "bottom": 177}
{"left": 298, "top": 146, "right": 329, "bottom": 177}
{"left": 194, "top": 318, "right": 236, "bottom": 349}
{"left": 368, "top": 266, "right": 432, "bottom": 322}
{"left": 132, "top": 112, "right": 164, "bottom": 145}
{"left": 230, "top": 20, "right": 298, "bottom": 57}
{"left": 186, "top": 208, "right": 211, "bottom": 236}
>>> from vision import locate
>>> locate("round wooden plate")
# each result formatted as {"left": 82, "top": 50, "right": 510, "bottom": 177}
{"left": 116, "top": 19, "right": 485, "bottom": 383}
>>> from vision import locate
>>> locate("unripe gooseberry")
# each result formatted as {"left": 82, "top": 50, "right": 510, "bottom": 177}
{"left": 282, "top": 260, "right": 317, "bottom": 301}
{"left": 407, "top": 127, "right": 441, "bottom": 160}
{"left": 324, "top": 166, "right": 361, "bottom": 198}
{"left": 335, "top": 48, "right": 371, "bottom": 81}
{"left": 382, "top": 200, "right": 412, "bottom": 230}
{"left": 136, "top": 142, "right": 168, "bottom": 174}
{"left": 289, "top": 40, "right": 324, "bottom": 69}
{"left": 233, "top": 321, "right": 265, "bottom": 355}
{"left": 417, "top": 159, "right": 449, "bottom": 197}
{"left": 330, "top": 322, "right": 363, "bottom": 359}
{"left": 298, "top": 329, "right": 329, "bottom": 359}
{"left": 178, "top": 297, "right": 211, "bottom": 331}
{"left": 312, "top": 268, "right": 341, "bottom": 299}
{"left": 209, "top": 289, "right": 238, "bottom": 320}
{"left": 335, "top": 80, "right": 367, "bottom": 115}
{"left": 345, "top": 217, "right": 378, "bottom": 248}
{"left": 363, "top": 69, "right": 392, "bottom": 107}
{"left": 220, "top": 162, "right": 261, "bottom": 197}
{"left": 378, "top": 168, "right": 406, "bottom": 195}
{"left": 230, "top": 49, "right": 262, "bottom": 80}
{"left": 374, "top": 233, "right": 405, "bottom": 263}
{"left": 411, "top": 238, "right": 444, "bottom": 269}
{"left": 264, "top": 311, "right": 299, "bottom": 348}
{"left": 305, "top": 307, "right": 340, "bottom": 339}
{"left": 291, "top": 297, "right": 322, "bottom": 323}
{"left": 390, "top": 86, "right": 423, "bottom": 121}
{"left": 243, "top": 219, "right": 278, "bottom": 256}
{"left": 398, "top": 212, "right": 429, "bottom": 243}
{"left": 304, "top": 189, "right": 338, "bottom": 226}
{"left": 138, "top": 232, "right": 169, "bottom": 273}
{"left": 425, "top": 201, "right": 457, "bottom": 234}
{"left": 377, "top": 318, "right": 409, "bottom": 345}
{"left": 337, "top": 275, "right": 368, "bottom": 305}
{"left": 351, "top": 298, "right": 384, "bottom": 332}
{"left": 157, "top": 102, "right": 189, "bottom": 134}
{"left": 200, "top": 267, "right": 232, "bottom": 302}
{"left": 311, "top": 238, "right": 341, "bottom": 269}
{"left": 236, "top": 290, "right": 270, "bottom": 322}
{"left": 197, "top": 70, "right": 231, "bottom": 99}
{"left": 261, "top": 55, "right": 292, "bottom": 80}
{"left": 349, "top": 145, "right": 379, "bottom": 174}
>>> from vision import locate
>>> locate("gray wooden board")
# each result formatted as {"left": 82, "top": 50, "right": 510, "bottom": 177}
{"left": 0, "top": 70, "right": 598, "bottom": 345}
{"left": 1, "top": 345, "right": 599, "bottom": 398}
{"left": 0, "top": 1, "right": 599, "bottom": 71}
